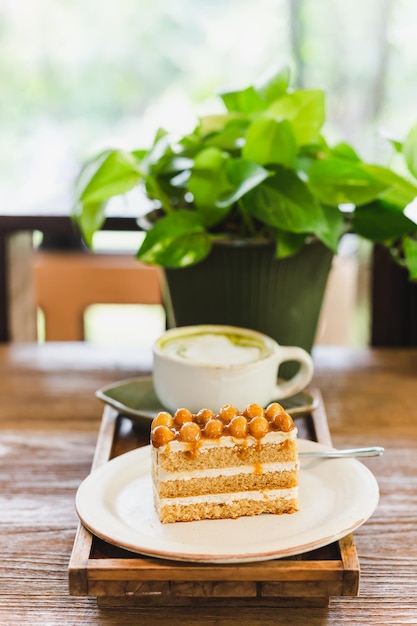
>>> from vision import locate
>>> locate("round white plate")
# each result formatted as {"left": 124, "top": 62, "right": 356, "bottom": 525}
{"left": 75, "top": 439, "right": 379, "bottom": 564}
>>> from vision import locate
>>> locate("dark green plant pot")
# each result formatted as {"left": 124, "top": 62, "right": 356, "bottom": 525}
{"left": 163, "top": 239, "right": 333, "bottom": 379}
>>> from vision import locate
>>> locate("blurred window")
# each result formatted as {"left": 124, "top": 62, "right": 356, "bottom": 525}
{"left": 1, "top": 0, "right": 416, "bottom": 214}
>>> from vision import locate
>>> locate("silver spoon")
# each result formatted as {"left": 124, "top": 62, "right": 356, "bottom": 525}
{"left": 299, "top": 446, "right": 384, "bottom": 459}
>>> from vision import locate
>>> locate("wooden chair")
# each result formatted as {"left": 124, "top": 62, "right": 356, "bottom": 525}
{"left": 33, "top": 250, "right": 162, "bottom": 341}
{"left": 371, "top": 244, "right": 417, "bottom": 346}
{"left": 0, "top": 232, "right": 38, "bottom": 341}
{"left": 0, "top": 209, "right": 165, "bottom": 342}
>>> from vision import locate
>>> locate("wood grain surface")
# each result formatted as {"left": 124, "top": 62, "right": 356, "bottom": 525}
{"left": 0, "top": 344, "right": 416, "bottom": 625}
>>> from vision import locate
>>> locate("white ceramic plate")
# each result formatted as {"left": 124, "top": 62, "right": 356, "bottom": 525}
{"left": 75, "top": 439, "right": 379, "bottom": 564}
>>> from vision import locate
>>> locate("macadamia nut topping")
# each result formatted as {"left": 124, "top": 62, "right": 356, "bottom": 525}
{"left": 151, "top": 402, "right": 294, "bottom": 449}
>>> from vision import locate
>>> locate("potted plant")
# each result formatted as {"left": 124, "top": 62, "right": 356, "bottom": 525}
{"left": 72, "top": 67, "right": 417, "bottom": 370}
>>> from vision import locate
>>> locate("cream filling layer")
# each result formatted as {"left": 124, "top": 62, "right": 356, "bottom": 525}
{"left": 155, "top": 487, "right": 298, "bottom": 507}
{"left": 155, "top": 461, "right": 299, "bottom": 482}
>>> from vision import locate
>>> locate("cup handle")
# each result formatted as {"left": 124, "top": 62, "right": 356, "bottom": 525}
{"left": 273, "top": 346, "right": 314, "bottom": 399}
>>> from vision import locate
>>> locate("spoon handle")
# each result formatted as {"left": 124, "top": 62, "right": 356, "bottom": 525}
{"left": 299, "top": 446, "right": 385, "bottom": 458}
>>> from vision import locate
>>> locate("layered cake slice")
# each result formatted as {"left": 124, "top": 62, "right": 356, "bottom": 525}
{"left": 150, "top": 402, "right": 299, "bottom": 523}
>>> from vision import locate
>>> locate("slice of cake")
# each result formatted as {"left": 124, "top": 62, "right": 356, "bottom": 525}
{"left": 150, "top": 402, "right": 299, "bottom": 523}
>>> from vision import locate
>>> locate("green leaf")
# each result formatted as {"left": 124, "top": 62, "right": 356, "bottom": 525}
{"left": 144, "top": 134, "right": 174, "bottom": 173}
{"left": 404, "top": 236, "right": 417, "bottom": 279}
{"left": 243, "top": 118, "right": 297, "bottom": 168}
{"left": 74, "top": 148, "right": 113, "bottom": 197}
{"left": 187, "top": 147, "right": 232, "bottom": 227}
{"left": 204, "top": 118, "right": 249, "bottom": 150}
{"left": 255, "top": 66, "right": 291, "bottom": 103}
{"left": 243, "top": 166, "right": 326, "bottom": 234}
{"left": 79, "top": 150, "right": 141, "bottom": 204}
{"left": 268, "top": 90, "right": 325, "bottom": 145}
{"left": 192, "top": 146, "right": 228, "bottom": 170}
{"left": 131, "top": 149, "right": 148, "bottom": 161}
{"left": 275, "top": 230, "right": 306, "bottom": 258}
{"left": 72, "top": 201, "right": 106, "bottom": 248}
{"left": 316, "top": 204, "right": 346, "bottom": 252}
{"left": 361, "top": 164, "right": 417, "bottom": 207}
{"left": 143, "top": 173, "right": 177, "bottom": 212}
{"left": 389, "top": 138, "right": 403, "bottom": 153}
{"left": 330, "top": 142, "right": 361, "bottom": 162}
{"left": 308, "top": 158, "right": 389, "bottom": 206}
{"left": 199, "top": 113, "right": 244, "bottom": 137}
{"left": 216, "top": 160, "right": 272, "bottom": 208}
{"left": 136, "top": 211, "right": 211, "bottom": 268}
{"left": 403, "top": 123, "right": 417, "bottom": 179}
{"left": 179, "top": 129, "right": 202, "bottom": 152}
{"left": 353, "top": 201, "right": 415, "bottom": 242}
{"left": 379, "top": 130, "right": 402, "bottom": 154}
{"left": 220, "top": 86, "right": 265, "bottom": 114}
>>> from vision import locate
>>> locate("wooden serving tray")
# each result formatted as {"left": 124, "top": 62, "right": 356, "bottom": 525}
{"left": 68, "top": 389, "right": 359, "bottom": 608}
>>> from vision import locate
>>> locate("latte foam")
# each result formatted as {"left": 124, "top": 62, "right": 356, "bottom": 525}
{"left": 161, "top": 333, "right": 267, "bottom": 366}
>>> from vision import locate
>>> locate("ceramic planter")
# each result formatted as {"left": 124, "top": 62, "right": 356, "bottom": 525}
{"left": 162, "top": 239, "right": 333, "bottom": 379}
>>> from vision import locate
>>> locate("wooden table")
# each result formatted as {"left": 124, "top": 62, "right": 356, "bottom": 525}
{"left": 0, "top": 343, "right": 416, "bottom": 625}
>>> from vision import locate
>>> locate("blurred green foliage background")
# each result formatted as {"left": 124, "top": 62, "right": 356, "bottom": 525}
{"left": 2, "top": 0, "right": 417, "bottom": 215}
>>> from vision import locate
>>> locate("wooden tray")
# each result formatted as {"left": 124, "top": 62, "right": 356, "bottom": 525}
{"left": 68, "top": 389, "right": 360, "bottom": 608}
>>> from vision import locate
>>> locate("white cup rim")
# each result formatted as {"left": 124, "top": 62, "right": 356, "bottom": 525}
{"left": 153, "top": 324, "right": 278, "bottom": 368}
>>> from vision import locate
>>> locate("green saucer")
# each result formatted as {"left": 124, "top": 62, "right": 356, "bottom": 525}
{"left": 96, "top": 376, "right": 318, "bottom": 427}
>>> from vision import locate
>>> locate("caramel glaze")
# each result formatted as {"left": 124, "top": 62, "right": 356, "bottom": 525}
{"left": 150, "top": 402, "right": 295, "bottom": 453}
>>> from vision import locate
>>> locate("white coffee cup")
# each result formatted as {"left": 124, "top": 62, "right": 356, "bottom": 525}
{"left": 153, "top": 325, "right": 313, "bottom": 413}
